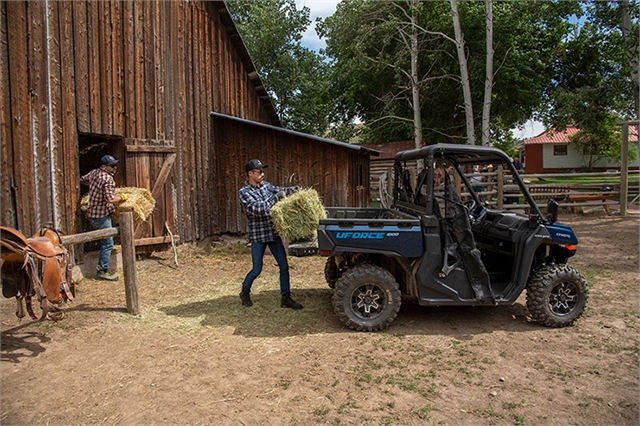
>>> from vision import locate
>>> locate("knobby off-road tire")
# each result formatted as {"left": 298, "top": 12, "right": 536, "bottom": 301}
{"left": 332, "top": 263, "right": 401, "bottom": 332}
{"left": 526, "top": 264, "right": 589, "bottom": 328}
{"left": 324, "top": 257, "right": 338, "bottom": 289}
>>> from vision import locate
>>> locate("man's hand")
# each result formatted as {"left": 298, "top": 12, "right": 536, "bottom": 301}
{"left": 285, "top": 186, "right": 300, "bottom": 196}
{"left": 120, "top": 193, "right": 128, "bottom": 202}
{"left": 275, "top": 190, "right": 286, "bottom": 201}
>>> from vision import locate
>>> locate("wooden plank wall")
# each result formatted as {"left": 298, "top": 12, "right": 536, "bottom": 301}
{"left": 1, "top": 0, "right": 370, "bottom": 242}
{"left": 1, "top": 0, "right": 275, "bottom": 241}
{"left": 211, "top": 116, "right": 371, "bottom": 236}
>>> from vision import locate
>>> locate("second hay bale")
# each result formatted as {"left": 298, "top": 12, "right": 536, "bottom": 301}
{"left": 271, "top": 188, "right": 326, "bottom": 242}
{"left": 81, "top": 187, "right": 155, "bottom": 228}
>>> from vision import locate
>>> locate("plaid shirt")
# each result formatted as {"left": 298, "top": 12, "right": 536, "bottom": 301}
{"left": 238, "top": 180, "right": 283, "bottom": 243}
{"left": 81, "top": 168, "right": 116, "bottom": 219}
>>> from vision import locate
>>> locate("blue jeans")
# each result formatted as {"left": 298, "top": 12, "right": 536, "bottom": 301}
{"left": 89, "top": 215, "right": 114, "bottom": 273}
{"left": 241, "top": 237, "right": 290, "bottom": 295}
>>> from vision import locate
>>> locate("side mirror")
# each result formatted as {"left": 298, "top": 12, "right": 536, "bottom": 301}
{"left": 546, "top": 199, "right": 559, "bottom": 223}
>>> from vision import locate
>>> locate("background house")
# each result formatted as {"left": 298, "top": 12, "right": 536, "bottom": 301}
{"left": 0, "top": 0, "right": 374, "bottom": 249}
{"left": 521, "top": 126, "right": 639, "bottom": 174}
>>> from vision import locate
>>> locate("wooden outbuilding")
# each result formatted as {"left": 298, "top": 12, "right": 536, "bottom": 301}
{"left": 0, "top": 0, "right": 374, "bottom": 248}
{"left": 366, "top": 140, "right": 418, "bottom": 194}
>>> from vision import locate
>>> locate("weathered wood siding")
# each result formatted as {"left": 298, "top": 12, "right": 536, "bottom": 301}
{"left": 0, "top": 0, "right": 371, "bottom": 243}
{"left": 211, "top": 114, "right": 371, "bottom": 235}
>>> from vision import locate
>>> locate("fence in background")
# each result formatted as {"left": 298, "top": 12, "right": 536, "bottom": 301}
{"left": 376, "top": 168, "right": 638, "bottom": 214}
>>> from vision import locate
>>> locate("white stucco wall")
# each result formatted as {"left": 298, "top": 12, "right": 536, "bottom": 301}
{"left": 543, "top": 142, "right": 639, "bottom": 169}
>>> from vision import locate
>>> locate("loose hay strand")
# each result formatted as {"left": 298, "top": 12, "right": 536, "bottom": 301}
{"left": 271, "top": 188, "right": 326, "bottom": 243}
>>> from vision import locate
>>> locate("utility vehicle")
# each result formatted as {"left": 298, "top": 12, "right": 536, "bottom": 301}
{"left": 316, "top": 144, "right": 588, "bottom": 331}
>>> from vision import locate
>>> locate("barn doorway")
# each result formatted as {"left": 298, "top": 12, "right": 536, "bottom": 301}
{"left": 77, "top": 133, "right": 125, "bottom": 251}
{"left": 78, "top": 133, "right": 126, "bottom": 196}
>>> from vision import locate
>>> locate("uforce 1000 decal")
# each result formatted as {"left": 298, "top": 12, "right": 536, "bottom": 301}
{"left": 336, "top": 232, "right": 389, "bottom": 239}
{"left": 326, "top": 225, "right": 423, "bottom": 257}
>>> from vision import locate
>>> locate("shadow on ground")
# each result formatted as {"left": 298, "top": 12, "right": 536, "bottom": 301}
{"left": 0, "top": 331, "right": 51, "bottom": 364}
{"left": 160, "top": 289, "right": 541, "bottom": 339}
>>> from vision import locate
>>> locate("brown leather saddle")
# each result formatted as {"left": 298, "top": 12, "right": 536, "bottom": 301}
{"left": 1, "top": 226, "right": 74, "bottom": 321}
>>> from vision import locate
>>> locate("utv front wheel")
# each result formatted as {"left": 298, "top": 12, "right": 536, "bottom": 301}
{"left": 526, "top": 264, "right": 588, "bottom": 327}
{"left": 332, "top": 263, "right": 401, "bottom": 332}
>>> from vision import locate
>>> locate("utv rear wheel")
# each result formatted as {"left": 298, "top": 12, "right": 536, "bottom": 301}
{"left": 526, "top": 264, "right": 588, "bottom": 327}
{"left": 324, "top": 257, "right": 338, "bottom": 289}
{"left": 332, "top": 263, "right": 401, "bottom": 332}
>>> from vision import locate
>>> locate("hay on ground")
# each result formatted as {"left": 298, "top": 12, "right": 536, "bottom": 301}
{"left": 271, "top": 188, "right": 326, "bottom": 243}
{"left": 81, "top": 187, "right": 155, "bottom": 228}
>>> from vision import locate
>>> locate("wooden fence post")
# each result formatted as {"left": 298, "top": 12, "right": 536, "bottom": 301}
{"left": 620, "top": 123, "right": 629, "bottom": 217}
{"left": 119, "top": 212, "right": 139, "bottom": 315}
{"left": 386, "top": 167, "right": 394, "bottom": 207}
{"left": 497, "top": 165, "right": 504, "bottom": 209}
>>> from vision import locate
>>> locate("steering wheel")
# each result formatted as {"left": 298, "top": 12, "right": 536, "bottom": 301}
{"left": 465, "top": 198, "right": 488, "bottom": 224}
{"left": 464, "top": 199, "right": 477, "bottom": 214}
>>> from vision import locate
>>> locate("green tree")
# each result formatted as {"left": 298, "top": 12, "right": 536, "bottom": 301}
{"left": 318, "top": 0, "right": 580, "bottom": 146}
{"left": 226, "top": 0, "right": 332, "bottom": 135}
{"left": 540, "top": 0, "right": 639, "bottom": 168}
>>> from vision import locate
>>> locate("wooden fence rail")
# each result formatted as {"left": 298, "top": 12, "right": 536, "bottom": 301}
{"left": 480, "top": 171, "right": 633, "bottom": 213}
{"left": 376, "top": 168, "right": 637, "bottom": 215}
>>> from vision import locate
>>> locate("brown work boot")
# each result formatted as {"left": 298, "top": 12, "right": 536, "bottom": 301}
{"left": 97, "top": 271, "right": 119, "bottom": 281}
{"left": 240, "top": 290, "right": 253, "bottom": 307}
{"left": 281, "top": 293, "right": 303, "bottom": 310}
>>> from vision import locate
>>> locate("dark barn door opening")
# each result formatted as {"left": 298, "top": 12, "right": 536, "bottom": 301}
{"left": 77, "top": 133, "right": 125, "bottom": 252}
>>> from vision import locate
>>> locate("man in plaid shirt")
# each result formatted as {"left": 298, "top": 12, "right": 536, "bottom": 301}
{"left": 239, "top": 159, "right": 303, "bottom": 310}
{"left": 81, "top": 155, "right": 127, "bottom": 281}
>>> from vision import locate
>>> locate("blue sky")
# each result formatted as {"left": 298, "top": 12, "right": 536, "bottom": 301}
{"left": 294, "top": 0, "right": 545, "bottom": 139}
{"left": 295, "top": 0, "right": 340, "bottom": 52}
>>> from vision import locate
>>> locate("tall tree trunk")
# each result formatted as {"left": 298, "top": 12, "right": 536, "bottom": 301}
{"left": 450, "top": 0, "right": 475, "bottom": 145}
{"left": 410, "top": 0, "right": 423, "bottom": 168}
{"left": 481, "top": 0, "right": 494, "bottom": 147}
{"left": 619, "top": 0, "right": 639, "bottom": 117}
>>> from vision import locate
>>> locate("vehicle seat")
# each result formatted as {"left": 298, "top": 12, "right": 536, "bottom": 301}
{"left": 443, "top": 175, "right": 494, "bottom": 302}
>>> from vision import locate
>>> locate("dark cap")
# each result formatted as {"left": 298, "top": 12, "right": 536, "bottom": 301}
{"left": 100, "top": 155, "right": 119, "bottom": 166}
{"left": 245, "top": 159, "right": 268, "bottom": 172}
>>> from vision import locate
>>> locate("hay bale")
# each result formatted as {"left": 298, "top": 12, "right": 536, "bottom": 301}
{"left": 271, "top": 188, "right": 327, "bottom": 242}
{"left": 81, "top": 187, "right": 155, "bottom": 228}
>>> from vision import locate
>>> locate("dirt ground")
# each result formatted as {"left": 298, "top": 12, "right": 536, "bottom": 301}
{"left": 1, "top": 213, "right": 638, "bottom": 426}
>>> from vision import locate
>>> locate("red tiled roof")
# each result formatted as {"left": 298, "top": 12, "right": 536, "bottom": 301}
{"left": 366, "top": 140, "right": 420, "bottom": 160}
{"left": 524, "top": 125, "right": 639, "bottom": 145}
{"left": 524, "top": 126, "right": 579, "bottom": 144}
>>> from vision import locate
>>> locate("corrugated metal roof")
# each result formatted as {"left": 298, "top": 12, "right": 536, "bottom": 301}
{"left": 210, "top": 112, "right": 380, "bottom": 156}
{"left": 524, "top": 125, "right": 639, "bottom": 145}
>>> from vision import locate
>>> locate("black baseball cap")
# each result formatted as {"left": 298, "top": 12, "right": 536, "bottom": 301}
{"left": 245, "top": 159, "right": 268, "bottom": 172}
{"left": 101, "top": 155, "right": 119, "bottom": 166}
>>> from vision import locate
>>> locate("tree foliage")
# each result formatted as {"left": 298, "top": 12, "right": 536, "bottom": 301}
{"left": 318, "top": 0, "right": 581, "bottom": 145}
{"left": 226, "top": 0, "right": 332, "bottom": 135}
{"left": 540, "top": 0, "right": 639, "bottom": 168}
{"left": 227, "top": 0, "right": 637, "bottom": 166}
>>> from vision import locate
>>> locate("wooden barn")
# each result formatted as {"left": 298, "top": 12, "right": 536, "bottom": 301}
{"left": 0, "top": 0, "right": 374, "bottom": 249}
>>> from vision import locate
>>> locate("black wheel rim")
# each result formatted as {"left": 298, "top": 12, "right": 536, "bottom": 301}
{"left": 350, "top": 283, "right": 387, "bottom": 320}
{"left": 548, "top": 281, "right": 579, "bottom": 316}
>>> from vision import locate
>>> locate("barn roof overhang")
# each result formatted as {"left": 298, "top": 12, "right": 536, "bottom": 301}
{"left": 207, "top": 1, "right": 281, "bottom": 127}
{"left": 210, "top": 112, "right": 380, "bottom": 157}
